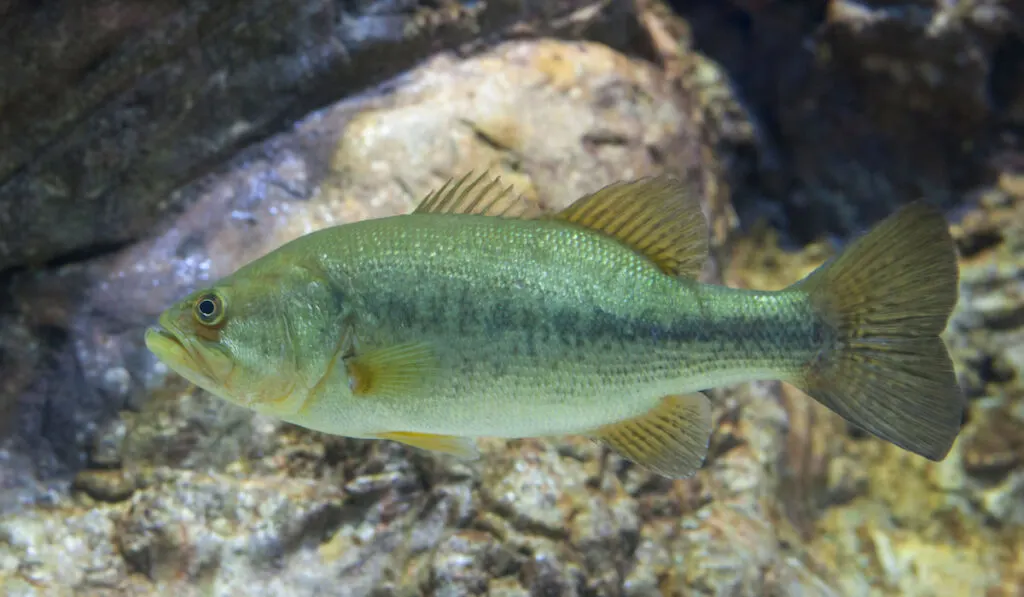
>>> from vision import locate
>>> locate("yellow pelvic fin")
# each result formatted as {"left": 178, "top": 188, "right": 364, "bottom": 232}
{"left": 346, "top": 341, "right": 439, "bottom": 398}
{"left": 551, "top": 177, "right": 708, "bottom": 277}
{"left": 373, "top": 431, "right": 480, "bottom": 460}
{"left": 413, "top": 171, "right": 541, "bottom": 219}
{"left": 589, "top": 393, "right": 712, "bottom": 478}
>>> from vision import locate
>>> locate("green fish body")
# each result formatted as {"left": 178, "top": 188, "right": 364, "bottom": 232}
{"left": 146, "top": 174, "right": 966, "bottom": 477}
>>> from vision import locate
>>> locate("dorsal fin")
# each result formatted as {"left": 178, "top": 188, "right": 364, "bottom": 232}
{"left": 551, "top": 177, "right": 708, "bottom": 277}
{"left": 413, "top": 171, "right": 541, "bottom": 218}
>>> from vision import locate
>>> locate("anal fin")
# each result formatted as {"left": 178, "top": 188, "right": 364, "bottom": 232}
{"left": 374, "top": 431, "right": 481, "bottom": 460}
{"left": 589, "top": 393, "right": 713, "bottom": 478}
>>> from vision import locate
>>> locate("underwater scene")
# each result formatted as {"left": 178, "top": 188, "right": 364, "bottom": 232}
{"left": 1, "top": 1, "right": 1022, "bottom": 595}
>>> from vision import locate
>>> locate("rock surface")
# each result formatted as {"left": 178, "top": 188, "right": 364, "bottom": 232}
{"left": 1, "top": 38, "right": 737, "bottom": 595}
{"left": 663, "top": 0, "right": 1024, "bottom": 244}
{"left": 0, "top": 0, "right": 636, "bottom": 272}
{"left": 2, "top": 1, "right": 1024, "bottom": 595}
{"left": 722, "top": 176, "right": 1024, "bottom": 597}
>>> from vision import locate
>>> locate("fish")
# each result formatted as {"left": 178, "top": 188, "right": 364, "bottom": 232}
{"left": 144, "top": 172, "right": 966, "bottom": 478}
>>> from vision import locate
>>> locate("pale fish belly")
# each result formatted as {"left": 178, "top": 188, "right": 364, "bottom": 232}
{"left": 334, "top": 298, "right": 743, "bottom": 438}
{"left": 284, "top": 334, "right": 692, "bottom": 440}
{"left": 389, "top": 345, "right": 692, "bottom": 439}
{"left": 350, "top": 283, "right": 819, "bottom": 438}
{"left": 292, "top": 216, "right": 820, "bottom": 440}
{"left": 286, "top": 294, "right": 815, "bottom": 440}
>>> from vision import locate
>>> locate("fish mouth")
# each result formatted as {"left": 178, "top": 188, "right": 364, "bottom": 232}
{"left": 144, "top": 323, "right": 222, "bottom": 387}
{"left": 144, "top": 326, "right": 186, "bottom": 359}
{"left": 145, "top": 326, "right": 197, "bottom": 373}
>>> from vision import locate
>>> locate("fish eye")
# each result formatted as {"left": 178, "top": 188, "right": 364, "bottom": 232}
{"left": 193, "top": 292, "right": 226, "bottom": 327}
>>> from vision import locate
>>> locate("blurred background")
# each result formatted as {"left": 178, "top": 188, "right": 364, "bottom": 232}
{"left": 0, "top": 0, "right": 1021, "bottom": 595}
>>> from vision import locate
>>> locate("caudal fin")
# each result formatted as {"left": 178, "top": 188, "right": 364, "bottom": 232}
{"left": 791, "top": 202, "right": 966, "bottom": 460}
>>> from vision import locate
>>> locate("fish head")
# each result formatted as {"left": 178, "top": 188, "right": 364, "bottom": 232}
{"left": 145, "top": 261, "right": 342, "bottom": 417}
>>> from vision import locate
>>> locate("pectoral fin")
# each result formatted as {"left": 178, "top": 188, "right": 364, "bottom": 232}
{"left": 347, "top": 342, "right": 440, "bottom": 398}
{"left": 589, "top": 393, "right": 713, "bottom": 478}
{"left": 374, "top": 431, "right": 481, "bottom": 460}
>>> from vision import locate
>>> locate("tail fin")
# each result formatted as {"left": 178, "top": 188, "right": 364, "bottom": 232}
{"left": 791, "top": 202, "right": 966, "bottom": 460}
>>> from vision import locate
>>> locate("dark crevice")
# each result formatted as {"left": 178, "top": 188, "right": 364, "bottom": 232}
{"left": 988, "top": 33, "right": 1024, "bottom": 117}
{"left": 44, "top": 240, "right": 130, "bottom": 269}
{"left": 459, "top": 118, "right": 516, "bottom": 155}
{"left": 846, "top": 423, "right": 869, "bottom": 440}
{"left": 478, "top": 491, "right": 570, "bottom": 543}
{"left": 661, "top": 0, "right": 998, "bottom": 248}
{"left": 663, "top": 0, "right": 831, "bottom": 243}
{"left": 1, "top": 239, "right": 130, "bottom": 278}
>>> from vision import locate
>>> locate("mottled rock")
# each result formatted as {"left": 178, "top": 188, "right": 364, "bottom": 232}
{"left": 2, "top": 2, "right": 1024, "bottom": 595}
{"left": 0, "top": 2, "right": 743, "bottom": 518}
{"left": 0, "top": 38, "right": 745, "bottom": 595}
{"left": 0, "top": 36, "right": 711, "bottom": 508}
{"left": 114, "top": 472, "right": 349, "bottom": 584}
{"left": 0, "top": 506, "right": 137, "bottom": 596}
{"left": 72, "top": 469, "right": 138, "bottom": 503}
{"left": 798, "top": 167, "right": 1024, "bottom": 596}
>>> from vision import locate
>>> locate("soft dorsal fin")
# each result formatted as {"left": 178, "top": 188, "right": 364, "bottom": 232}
{"left": 551, "top": 177, "right": 708, "bottom": 277}
{"left": 413, "top": 171, "right": 541, "bottom": 218}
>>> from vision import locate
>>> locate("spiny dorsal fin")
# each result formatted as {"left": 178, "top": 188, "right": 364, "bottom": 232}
{"left": 413, "top": 171, "right": 541, "bottom": 218}
{"left": 551, "top": 177, "right": 708, "bottom": 277}
{"left": 589, "top": 393, "right": 713, "bottom": 479}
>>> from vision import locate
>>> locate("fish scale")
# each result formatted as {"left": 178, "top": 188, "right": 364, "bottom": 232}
{"left": 278, "top": 214, "right": 820, "bottom": 437}
{"left": 146, "top": 173, "right": 966, "bottom": 479}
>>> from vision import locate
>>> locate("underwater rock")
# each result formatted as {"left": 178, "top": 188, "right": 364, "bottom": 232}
{"left": 0, "top": 39, "right": 772, "bottom": 595}
{"left": 0, "top": 0, "right": 635, "bottom": 273}
{"left": 805, "top": 162, "right": 1024, "bottom": 596}
{"left": 0, "top": 37, "right": 714, "bottom": 502}
{"left": 659, "top": 0, "right": 1023, "bottom": 244}
{"left": 693, "top": 147, "right": 1024, "bottom": 596}
{"left": 1, "top": 4, "right": 1023, "bottom": 595}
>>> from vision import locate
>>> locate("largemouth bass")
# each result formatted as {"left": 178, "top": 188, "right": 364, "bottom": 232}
{"left": 145, "top": 173, "right": 966, "bottom": 478}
